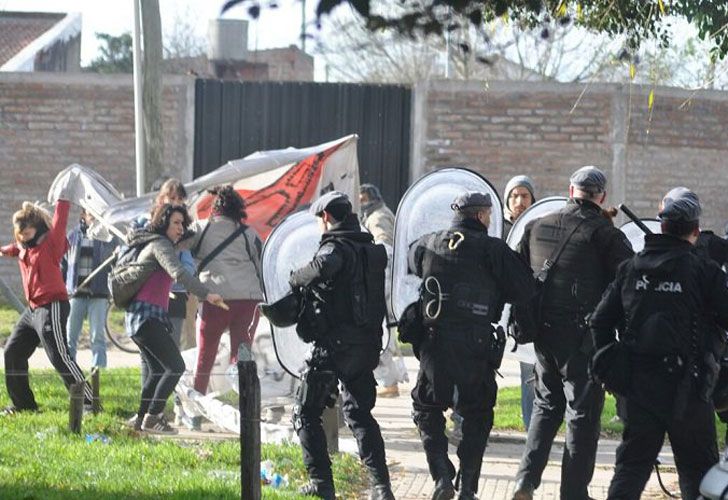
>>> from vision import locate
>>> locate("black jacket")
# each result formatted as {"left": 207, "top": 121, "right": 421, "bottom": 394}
{"left": 289, "top": 214, "right": 384, "bottom": 347}
{"left": 590, "top": 233, "right": 728, "bottom": 353}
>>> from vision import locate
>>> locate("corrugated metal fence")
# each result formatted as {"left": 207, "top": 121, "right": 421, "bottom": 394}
{"left": 193, "top": 80, "right": 411, "bottom": 208}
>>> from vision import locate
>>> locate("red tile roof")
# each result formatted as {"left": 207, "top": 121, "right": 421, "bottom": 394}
{"left": 0, "top": 11, "right": 65, "bottom": 67}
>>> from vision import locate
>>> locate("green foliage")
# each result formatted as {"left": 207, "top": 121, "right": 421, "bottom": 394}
{"left": 86, "top": 32, "right": 134, "bottom": 74}
{"left": 0, "top": 304, "right": 19, "bottom": 344}
{"left": 222, "top": 0, "right": 728, "bottom": 59}
{"left": 0, "top": 368, "right": 367, "bottom": 499}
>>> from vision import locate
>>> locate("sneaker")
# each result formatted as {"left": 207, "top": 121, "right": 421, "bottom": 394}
{"left": 0, "top": 405, "right": 36, "bottom": 416}
{"left": 377, "top": 384, "right": 400, "bottom": 398}
{"left": 125, "top": 413, "right": 143, "bottom": 431}
{"left": 141, "top": 412, "right": 178, "bottom": 435}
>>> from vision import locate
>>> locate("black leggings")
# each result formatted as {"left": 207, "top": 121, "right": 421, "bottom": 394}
{"left": 131, "top": 319, "right": 185, "bottom": 416}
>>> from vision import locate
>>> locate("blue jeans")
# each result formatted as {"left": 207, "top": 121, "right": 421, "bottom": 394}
{"left": 520, "top": 362, "right": 535, "bottom": 430}
{"left": 66, "top": 297, "right": 108, "bottom": 368}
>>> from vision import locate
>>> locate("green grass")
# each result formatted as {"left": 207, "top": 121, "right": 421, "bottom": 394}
{"left": 0, "top": 368, "right": 367, "bottom": 499}
{"left": 0, "top": 304, "right": 19, "bottom": 344}
{"left": 493, "top": 386, "right": 728, "bottom": 443}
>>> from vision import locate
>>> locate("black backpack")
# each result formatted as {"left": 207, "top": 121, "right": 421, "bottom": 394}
{"left": 337, "top": 239, "right": 388, "bottom": 330}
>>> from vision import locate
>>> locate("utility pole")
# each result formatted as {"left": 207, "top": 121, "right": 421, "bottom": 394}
{"left": 140, "top": 0, "right": 164, "bottom": 190}
{"left": 132, "top": 0, "right": 145, "bottom": 196}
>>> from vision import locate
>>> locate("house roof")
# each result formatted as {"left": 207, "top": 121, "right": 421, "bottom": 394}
{"left": 0, "top": 11, "right": 66, "bottom": 67}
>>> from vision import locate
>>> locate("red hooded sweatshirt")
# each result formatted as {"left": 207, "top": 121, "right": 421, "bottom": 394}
{"left": 1, "top": 200, "right": 70, "bottom": 308}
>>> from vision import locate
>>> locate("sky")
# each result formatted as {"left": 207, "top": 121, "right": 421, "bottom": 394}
{"left": 0, "top": 0, "right": 328, "bottom": 73}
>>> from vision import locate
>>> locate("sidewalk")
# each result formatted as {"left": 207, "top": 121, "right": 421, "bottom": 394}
{"left": 374, "top": 356, "right": 680, "bottom": 500}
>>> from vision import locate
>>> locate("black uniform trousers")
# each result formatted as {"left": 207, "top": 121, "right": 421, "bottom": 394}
{"left": 411, "top": 329, "right": 497, "bottom": 486}
{"left": 515, "top": 325, "right": 604, "bottom": 500}
{"left": 4, "top": 301, "right": 93, "bottom": 409}
{"left": 608, "top": 373, "right": 718, "bottom": 500}
{"left": 295, "top": 344, "right": 390, "bottom": 489}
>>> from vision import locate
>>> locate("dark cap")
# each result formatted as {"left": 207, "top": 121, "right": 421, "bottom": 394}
{"left": 360, "top": 183, "right": 383, "bottom": 201}
{"left": 569, "top": 166, "right": 607, "bottom": 193}
{"left": 309, "top": 191, "right": 352, "bottom": 217}
{"left": 658, "top": 187, "right": 701, "bottom": 222}
{"left": 450, "top": 191, "right": 492, "bottom": 212}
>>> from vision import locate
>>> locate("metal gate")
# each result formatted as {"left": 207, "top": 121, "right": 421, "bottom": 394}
{"left": 193, "top": 80, "right": 411, "bottom": 208}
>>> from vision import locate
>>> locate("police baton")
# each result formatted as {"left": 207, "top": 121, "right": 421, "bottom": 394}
{"left": 618, "top": 204, "right": 653, "bottom": 235}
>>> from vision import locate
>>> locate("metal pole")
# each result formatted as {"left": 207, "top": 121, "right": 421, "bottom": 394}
{"left": 132, "top": 0, "right": 145, "bottom": 197}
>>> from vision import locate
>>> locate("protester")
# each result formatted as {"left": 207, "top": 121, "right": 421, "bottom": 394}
{"left": 1, "top": 199, "right": 94, "bottom": 414}
{"left": 148, "top": 178, "right": 195, "bottom": 346}
{"left": 64, "top": 209, "right": 117, "bottom": 368}
{"left": 124, "top": 204, "right": 223, "bottom": 434}
{"left": 503, "top": 175, "right": 537, "bottom": 432}
{"left": 360, "top": 183, "right": 408, "bottom": 398}
{"left": 186, "top": 185, "right": 263, "bottom": 394}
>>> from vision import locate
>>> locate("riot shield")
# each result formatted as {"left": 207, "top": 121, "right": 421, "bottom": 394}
{"left": 619, "top": 219, "right": 661, "bottom": 253}
{"left": 390, "top": 167, "right": 503, "bottom": 320}
{"left": 499, "top": 196, "right": 569, "bottom": 364}
{"left": 261, "top": 210, "right": 320, "bottom": 377}
{"left": 261, "top": 210, "right": 389, "bottom": 377}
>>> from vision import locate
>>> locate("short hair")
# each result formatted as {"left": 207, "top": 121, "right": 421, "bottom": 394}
{"left": 149, "top": 204, "right": 191, "bottom": 235}
{"left": 324, "top": 203, "right": 351, "bottom": 222}
{"left": 13, "top": 202, "right": 51, "bottom": 240}
{"left": 661, "top": 219, "right": 699, "bottom": 239}
{"left": 459, "top": 206, "right": 489, "bottom": 220}
{"left": 208, "top": 184, "right": 247, "bottom": 221}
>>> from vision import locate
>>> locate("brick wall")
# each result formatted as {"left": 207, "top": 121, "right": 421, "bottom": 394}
{"left": 412, "top": 80, "right": 728, "bottom": 235}
{"left": 0, "top": 72, "right": 195, "bottom": 299}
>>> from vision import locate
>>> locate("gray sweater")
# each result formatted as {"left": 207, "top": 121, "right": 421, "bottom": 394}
{"left": 186, "top": 216, "right": 263, "bottom": 300}
{"left": 131, "top": 231, "right": 210, "bottom": 300}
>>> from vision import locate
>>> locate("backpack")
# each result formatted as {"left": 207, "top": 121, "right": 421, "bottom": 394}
{"left": 107, "top": 237, "right": 160, "bottom": 309}
{"left": 336, "top": 239, "right": 388, "bottom": 330}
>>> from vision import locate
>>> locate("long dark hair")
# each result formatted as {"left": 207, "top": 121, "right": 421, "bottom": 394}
{"left": 209, "top": 185, "right": 247, "bottom": 221}
{"left": 148, "top": 204, "right": 191, "bottom": 236}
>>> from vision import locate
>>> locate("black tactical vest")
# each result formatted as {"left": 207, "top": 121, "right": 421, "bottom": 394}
{"left": 419, "top": 227, "right": 500, "bottom": 327}
{"left": 620, "top": 255, "right": 698, "bottom": 357}
{"left": 528, "top": 211, "right": 606, "bottom": 324}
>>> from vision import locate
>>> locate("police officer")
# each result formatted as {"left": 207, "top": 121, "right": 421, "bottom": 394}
{"left": 288, "top": 191, "right": 394, "bottom": 500}
{"left": 409, "top": 192, "right": 536, "bottom": 500}
{"left": 590, "top": 188, "right": 728, "bottom": 500}
{"left": 512, "top": 166, "right": 633, "bottom": 500}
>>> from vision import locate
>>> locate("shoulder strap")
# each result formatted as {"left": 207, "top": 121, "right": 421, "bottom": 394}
{"left": 196, "top": 223, "right": 247, "bottom": 275}
{"left": 192, "top": 222, "right": 212, "bottom": 256}
{"left": 535, "top": 217, "right": 588, "bottom": 284}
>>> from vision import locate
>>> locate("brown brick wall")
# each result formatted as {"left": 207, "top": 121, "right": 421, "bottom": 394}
{"left": 0, "top": 72, "right": 195, "bottom": 299}
{"left": 413, "top": 80, "right": 728, "bottom": 235}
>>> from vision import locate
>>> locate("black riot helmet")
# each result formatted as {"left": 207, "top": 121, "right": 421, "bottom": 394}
{"left": 258, "top": 292, "right": 301, "bottom": 327}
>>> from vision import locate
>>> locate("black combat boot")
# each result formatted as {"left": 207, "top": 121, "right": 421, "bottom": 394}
{"left": 432, "top": 477, "right": 455, "bottom": 500}
{"left": 457, "top": 468, "right": 480, "bottom": 499}
{"left": 370, "top": 483, "right": 396, "bottom": 500}
{"left": 299, "top": 480, "right": 336, "bottom": 500}
{"left": 511, "top": 478, "right": 535, "bottom": 500}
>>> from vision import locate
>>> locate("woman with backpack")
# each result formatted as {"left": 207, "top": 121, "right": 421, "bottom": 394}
{"left": 124, "top": 204, "right": 223, "bottom": 434}
{"left": 186, "top": 185, "right": 263, "bottom": 394}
